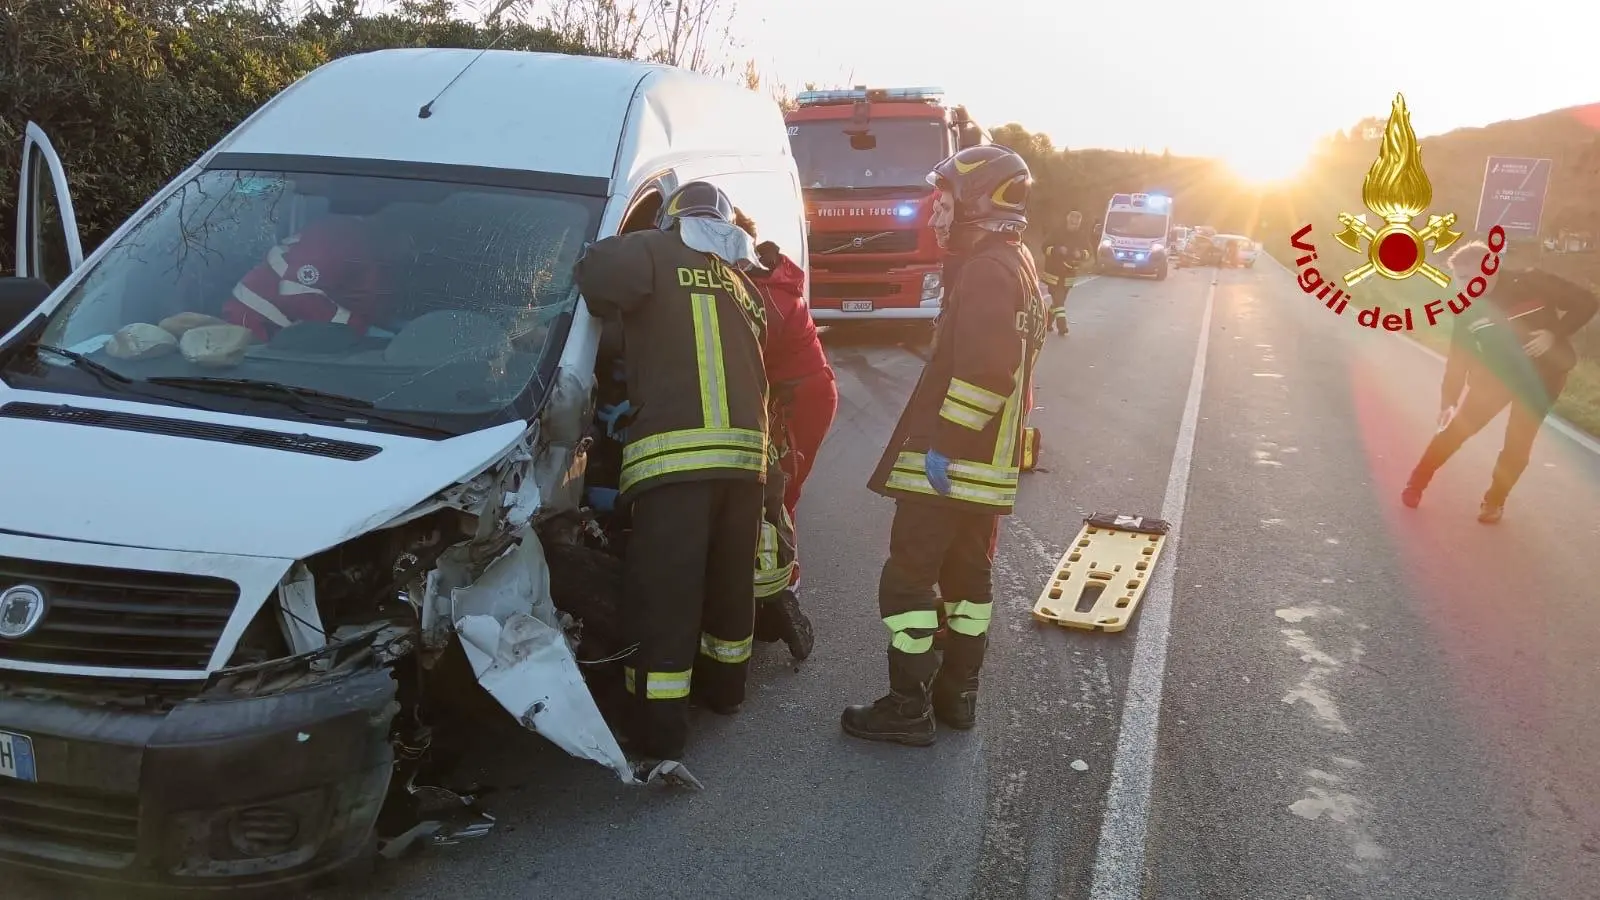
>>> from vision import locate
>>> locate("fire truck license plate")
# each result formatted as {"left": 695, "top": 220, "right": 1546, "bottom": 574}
{"left": 842, "top": 301, "right": 873, "bottom": 312}
{"left": 0, "top": 731, "right": 37, "bottom": 781}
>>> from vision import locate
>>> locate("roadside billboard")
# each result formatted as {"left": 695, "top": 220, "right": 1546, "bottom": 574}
{"left": 1474, "top": 156, "right": 1552, "bottom": 237}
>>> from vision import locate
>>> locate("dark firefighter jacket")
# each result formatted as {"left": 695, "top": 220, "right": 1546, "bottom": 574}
{"left": 575, "top": 228, "right": 770, "bottom": 503}
{"left": 1441, "top": 266, "right": 1598, "bottom": 409}
{"left": 869, "top": 232, "right": 1051, "bottom": 515}
{"left": 1040, "top": 228, "right": 1095, "bottom": 287}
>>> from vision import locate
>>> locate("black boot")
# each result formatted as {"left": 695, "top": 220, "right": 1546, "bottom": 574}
{"left": 840, "top": 691, "right": 935, "bottom": 747}
{"left": 841, "top": 649, "right": 936, "bottom": 747}
{"left": 756, "top": 590, "right": 814, "bottom": 661}
{"left": 931, "top": 674, "right": 979, "bottom": 731}
{"left": 1400, "top": 468, "right": 1432, "bottom": 508}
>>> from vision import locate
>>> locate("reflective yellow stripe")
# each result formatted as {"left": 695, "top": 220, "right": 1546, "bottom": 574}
{"left": 754, "top": 521, "right": 793, "bottom": 597}
{"left": 624, "top": 666, "right": 693, "bottom": 700}
{"left": 1042, "top": 272, "right": 1060, "bottom": 285}
{"left": 943, "top": 599, "right": 993, "bottom": 636}
{"left": 691, "top": 292, "right": 730, "bottom": 429}
{"left": 991, "top": 353, "right": 1027, "bottom": 467}
{"left": 939, "top": 395, "right": 992, "bottom": 431}
{"left": 948, "top": 378, "right": 1006, "bottom": 414}
{"left": 884, "top": 609, "right": 940, "bottom": 654}
{"left": 620, "top": 427, "right": 767, "bottom": 494}
{"left": 756, "top": 563, "right": 795, "bottom": 598}
{"left": 700, "top": 632, "right": 753, "bottom": 665}
{"left": 891, "top": 451, "right": 1019, "bottom": 507}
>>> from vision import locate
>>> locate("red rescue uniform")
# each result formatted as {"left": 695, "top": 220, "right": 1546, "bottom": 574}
{"left": 745, "top": 249, "right": 838, "bottom": 537}
{"left": 222, "top": 216, "right": 383, "bottom": 341}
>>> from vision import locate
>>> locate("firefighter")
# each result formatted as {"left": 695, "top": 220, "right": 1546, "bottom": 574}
{"left": 222, "top": 212, "right": 385, "bottom": 341}
{"left": 732, "top": 208, "right": 835, "bottom": 661}
{"left": 1402, "top": 242, "right": 1597, "bottom": 523}
{"left": 842, "top": 145, "right": 1051, "bottom": 746}
{"left": 572, "top": 181, "right": 770, "bottom": 762}
{"left": 1039, "top": 210, "right": 1094, "bottom": 336}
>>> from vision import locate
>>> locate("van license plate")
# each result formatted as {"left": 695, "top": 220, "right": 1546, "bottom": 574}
{"left": 842, "top": 301, "right": 873, "bottom": 312}
{"left": 0, "top": 731, "right": 37, "bottom": 782}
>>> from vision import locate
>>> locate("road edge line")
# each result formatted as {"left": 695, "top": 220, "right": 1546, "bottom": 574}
{"left": 1087, "top": 275, "right": 1215, "bottom": 900}
{"left": 1261, "top": 251, "right": 1600, "bottom": 456}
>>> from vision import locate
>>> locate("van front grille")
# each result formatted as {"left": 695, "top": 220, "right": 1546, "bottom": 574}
{"left": 0, "top": 778, "right": 139, "bottom": 868}
{"left": 0, "top": 557, "right": 238, "bottom": 672}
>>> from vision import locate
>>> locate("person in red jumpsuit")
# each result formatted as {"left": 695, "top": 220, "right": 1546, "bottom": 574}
{"left": 222, "top": 214, "right": 384, "bottom": 341}
{"left": 733, "top": 209, "right": 839, "bottom": 650}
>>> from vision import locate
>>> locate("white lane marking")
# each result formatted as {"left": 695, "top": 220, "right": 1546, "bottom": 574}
{"left": 1260, "top": 250, "right": 1600, "bottom": 456}
{"left": 1088, "top": 276, "right": 1215, "bottom": 900}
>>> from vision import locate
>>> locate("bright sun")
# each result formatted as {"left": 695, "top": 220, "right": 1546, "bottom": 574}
{"left": 1222, "top": 142, "right": 1313, "bottom": 186}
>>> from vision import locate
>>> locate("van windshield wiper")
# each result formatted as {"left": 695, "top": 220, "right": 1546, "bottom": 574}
{"left": 144, "top": 376, "right": 457, "bottom": 437}
{"left": 33, "top": 344, "right": 133, "bottom": 384}
{"left": 145, "top": 376, "right": 375, "bottom": 408}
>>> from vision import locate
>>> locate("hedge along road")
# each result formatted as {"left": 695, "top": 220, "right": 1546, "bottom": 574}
{"left": 20, "top": 260, "right": 1596, "bottom": 899}
{"left": 316, "top": 259, "right": 1592, "bottom": 900}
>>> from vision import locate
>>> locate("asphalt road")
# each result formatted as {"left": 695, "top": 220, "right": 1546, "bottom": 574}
{"left": 38, "top": 257, "right": 1599, "bottom": 899}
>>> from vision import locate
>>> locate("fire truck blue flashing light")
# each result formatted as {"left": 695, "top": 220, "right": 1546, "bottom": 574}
{"left": 895, "top": 204, "right": 916, "bottom": 218}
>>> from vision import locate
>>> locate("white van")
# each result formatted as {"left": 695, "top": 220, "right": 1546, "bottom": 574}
{"left": 0, "top": 48, "right": 805, "bottom": 892}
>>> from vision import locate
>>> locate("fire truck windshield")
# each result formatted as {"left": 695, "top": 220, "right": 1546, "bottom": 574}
{"left": 1104, "top": 210, "right": 1169, "bottom": 239}
{"left": 789, "top": 118, "right": 948, "bottom": 190}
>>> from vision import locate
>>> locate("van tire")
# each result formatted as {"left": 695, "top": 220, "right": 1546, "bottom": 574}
{"left": 545, "top": 542, "right": 627, "bottom": 656}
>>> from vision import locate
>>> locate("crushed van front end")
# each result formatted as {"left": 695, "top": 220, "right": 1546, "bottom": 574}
{"left": 0, "top": 536, "right": 405, "bottom": 894}
{"left": 0, "top": 667, "right": 396, "bottom": 894}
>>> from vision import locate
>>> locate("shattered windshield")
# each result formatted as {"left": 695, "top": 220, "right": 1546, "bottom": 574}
{"left": 9, "top": 168, "right": 599, "bottom": 430}
{"left": 789, "top": 118, "right": 950, "bottom": 190}
{"left": 1104, "top": 210, "right": 1170, "bottom": 239}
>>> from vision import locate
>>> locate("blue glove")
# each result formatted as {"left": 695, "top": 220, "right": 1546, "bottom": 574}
{"left": 924, "top": 449, "right": 953, "bottom": 496}
{"left": 586, "top": 487, "right": 619, "bottom": 512}
{"left": 597, "top": 400, "right": 633, "bottom": 440}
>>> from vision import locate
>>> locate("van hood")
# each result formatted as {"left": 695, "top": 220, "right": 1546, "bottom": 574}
{"left": 0, "top": 388, "right": 528, "bottom": 560}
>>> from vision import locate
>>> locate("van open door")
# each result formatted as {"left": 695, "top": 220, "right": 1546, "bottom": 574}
{"left": 15, "top": 122, "right": 85, "bottom": 284}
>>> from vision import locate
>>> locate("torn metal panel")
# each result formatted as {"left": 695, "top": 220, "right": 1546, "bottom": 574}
{"left": 277, "top": 563, "right": 328, "bottom": 665}
{"left": 448, "top": 530, "right": 637, "bottom": 782}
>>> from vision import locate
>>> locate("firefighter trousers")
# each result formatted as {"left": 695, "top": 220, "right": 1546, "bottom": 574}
{"left": 1409, "top": 370, "right": 1568, "bottom": 506}
{"left": 622, "top": 478, "right": 763, "bottom": 760}
{"left": 877, "top": 499, "right": 1001, "bottom": 697}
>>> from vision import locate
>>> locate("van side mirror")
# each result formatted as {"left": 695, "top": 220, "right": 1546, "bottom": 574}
{"left": 0, "top": 277, "right": 52, "bottom": 336}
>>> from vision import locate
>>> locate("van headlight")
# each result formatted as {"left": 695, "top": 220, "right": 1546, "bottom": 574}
{"left": 1150, "top": 242, "right": 1165, "bottom": 254}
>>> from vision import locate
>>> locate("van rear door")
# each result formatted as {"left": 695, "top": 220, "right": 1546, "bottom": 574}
{"left": 14, "top": 122, "right": 85, "bottom": 285}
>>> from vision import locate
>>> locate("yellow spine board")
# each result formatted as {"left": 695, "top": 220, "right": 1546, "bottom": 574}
{"left": 1032, "top": 520, "right": 1168, "bottom": 633}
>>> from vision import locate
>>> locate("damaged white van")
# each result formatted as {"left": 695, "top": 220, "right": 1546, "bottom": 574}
{"left": 0, "top": 48, "right": 806, "bottom": 893}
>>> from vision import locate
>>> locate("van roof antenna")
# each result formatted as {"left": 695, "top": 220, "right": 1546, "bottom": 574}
{"left": 418, "top": 0, "right": 517, "bottom": 119}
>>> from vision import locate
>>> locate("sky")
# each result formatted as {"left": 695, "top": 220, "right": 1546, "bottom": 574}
{"left": 726, "top": 0, "right": 1598, "bottom": 183}
{"left": 422, "top": 0, "right": 1597, "bottom": 184}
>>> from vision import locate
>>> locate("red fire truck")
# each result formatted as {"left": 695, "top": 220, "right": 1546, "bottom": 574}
{"left": 784, "top": 86, "right": 986, "bottom": 326}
